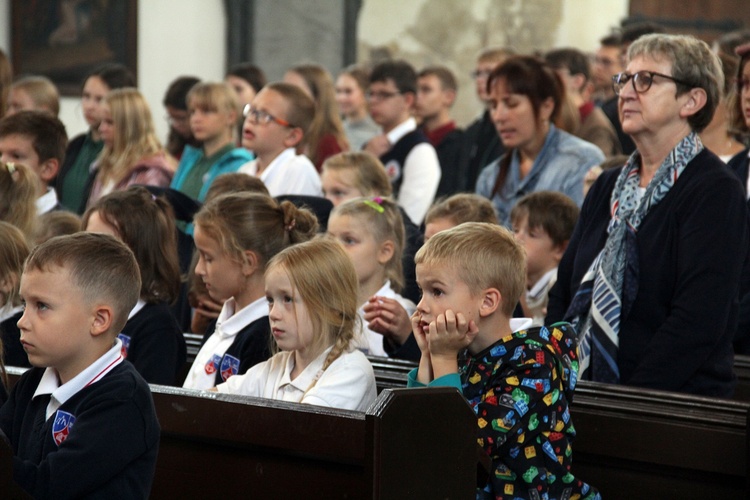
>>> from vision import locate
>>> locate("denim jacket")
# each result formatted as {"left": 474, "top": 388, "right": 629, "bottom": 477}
{"left": 475, "top": 125, "right": 604, "bottom": 226}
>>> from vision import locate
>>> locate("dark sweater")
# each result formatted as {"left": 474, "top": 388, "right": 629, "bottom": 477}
{"left": 202, "top": 316, "right": 272, "bottom": 386}
{"left": 547, "top": 149, "right": 749, "bottom": 397}
{"left": 120, "top": 302, "right": 187, "bottom": 385}
{"left": 0, "top": 362, "right": 160, "bottom": 499}
{"left": 1, "top": 311, "right": 30, "bottom": 368}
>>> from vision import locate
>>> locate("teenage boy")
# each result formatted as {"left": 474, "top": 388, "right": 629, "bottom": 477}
{"left": 464, "top": 47, "right": 514, "bottom": 191}
{"left": 407, "top": 223, "right": 599, "bottom": 500}
{"left": 0, "top": 232, "right": 160, "bottom": 498}
{"left": 545, "top": 47, "right": 620, "bottom": 156}
{"left": 239, "top": 82, "right": 322, "bottom": 197}
{"left": 0, "top": 110, "right": 67, "bottom": 214}
{"left": 416, "top": 66, "right": 466, "bottom": 197}
{"left": 510, "top": 191, "right": 579, "bottom": 326}
{"left": 364, "top": 60, "right": 440, "bottom": 225}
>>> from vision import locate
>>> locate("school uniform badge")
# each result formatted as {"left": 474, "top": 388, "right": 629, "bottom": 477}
{"left": 383, "top": 160, "right": 401, "bottom": 182}
{"left": 52, "top": 410, "right": 76, "bottom": 446}
{"left": 220, "top": 354, "right": 240, "bottom": 381}
{"left": 118, "top": 334, "right": 131, "bottom": 358}
{"left": 205, "top": 354, "right": 221, "bottom": 375}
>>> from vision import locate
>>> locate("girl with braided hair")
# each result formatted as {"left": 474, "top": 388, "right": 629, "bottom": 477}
{"left": 215, "top": 238, "right": 377, "bottom": 411}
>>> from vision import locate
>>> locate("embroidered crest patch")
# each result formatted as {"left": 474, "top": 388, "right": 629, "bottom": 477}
{"left": 220, "top": 354, "right": 240, "bottom": 381}
{"left": 52, "top": 410, "right": 76, "bottom": 446}
{"left": 205, "top": 354, "right": 221, "bottom": 375}
{"left": 117, "top": 334, "right": 131, "bottom": 358}
{"left": 384, "top": 160, "right": 402, "bottom": 182}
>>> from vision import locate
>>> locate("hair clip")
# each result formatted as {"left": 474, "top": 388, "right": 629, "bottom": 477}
{"left": 5, "top": 162, "right": 16, "bottom": 176}
{"left": 285, "top": 218, "right": 296, "bottom": 232}
{"left": 363, "top": 197, "right": 384, "bottom": 213}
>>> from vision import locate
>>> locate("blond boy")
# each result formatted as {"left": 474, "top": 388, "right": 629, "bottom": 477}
{"left": 239, "top": 82, "right": 322, "bottom": 196}
{"left": 0, "top": 233, "right": 160, "bottom": 498}
{"left": 407, "top": 222, "right": 597, "bottom": 500}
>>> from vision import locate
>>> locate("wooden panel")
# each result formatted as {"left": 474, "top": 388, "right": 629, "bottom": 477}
{"left": 629, "top": 0, "right": 750, "bottom": 42}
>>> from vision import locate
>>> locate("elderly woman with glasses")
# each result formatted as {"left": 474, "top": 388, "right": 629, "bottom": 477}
{"left": 547, "top": 34, "right": 749, "bottom": 398}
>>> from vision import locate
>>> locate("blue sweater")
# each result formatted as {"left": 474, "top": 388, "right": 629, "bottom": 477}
{"left": 170, "top": 145, "right": 254, "bottom": 201}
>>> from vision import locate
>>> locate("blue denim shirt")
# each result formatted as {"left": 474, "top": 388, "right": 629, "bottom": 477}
{"left": 475, "top": 125, "right": 604, "bottom": 226}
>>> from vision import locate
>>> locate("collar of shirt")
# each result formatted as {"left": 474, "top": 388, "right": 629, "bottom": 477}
{"left": 33, "top": 338, "right": 125, "bottom": 420}
{"left": 386, "top": 117, "right": 417, "bottom": 145}
{"left": 278, "top": 346, "right": 332, "bottom": 393}
{"left": 510, "top": 317, "right": 533, "bottom": 332}
{"left": 422, "top": 121, "right": 456, "bottom": 148}
{"left": 127, "top": 298, "right": 147, "bottom": 320}
{"left": 215, "top": 295, "right": 267, "bottom": 339}
{"left": 0, "top": 304, "right": 23, "bottom": 323}
{"left": 527, "top": 268, "right": 558, "bottom": 301}
{"left": 35, "top": 187, "right": 59, "bottom": 215}
{"left": 250, "top": 147, "right": 296, "bottom": 180}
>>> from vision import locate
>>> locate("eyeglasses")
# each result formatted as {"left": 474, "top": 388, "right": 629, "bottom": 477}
{"left": 470, "top": 69, "right": 493, "bottom": 80}
{"left": 365, "top": 90, "right": 402, "bottom": 102}
{"left": 612, "top": 70, "right": 694, "bottom": 95}
{"left": 243, "top": 104, "right": 294, "bottom": 127}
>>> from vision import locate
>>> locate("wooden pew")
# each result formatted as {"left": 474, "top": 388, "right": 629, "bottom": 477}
{"left": 149, "top": 385, "right": 477, "bottom": 499}
{"left": 570, "top": 380, "right": 750, "bottom": 498}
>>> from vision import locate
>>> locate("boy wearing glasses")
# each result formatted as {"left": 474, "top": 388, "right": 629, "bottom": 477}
{"left": 239, "top": 82, "right": 322, "bottom": 197}
{"left": 364, "top": 60, "right": 440, "bottom": 225}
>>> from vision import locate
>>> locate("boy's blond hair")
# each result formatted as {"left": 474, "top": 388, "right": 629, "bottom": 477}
{"left": 24, "top": 232, "right": 141, "bottom": 334}
{"left": 425, "top": 193, "right": 498, "bottom": 226}
{"left": 415, "top": 222, "right": 525, "bottom": 317}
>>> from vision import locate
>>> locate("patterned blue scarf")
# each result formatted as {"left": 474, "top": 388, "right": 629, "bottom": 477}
{"left": 566, "top": 132, "right": 703, "bottom": 382}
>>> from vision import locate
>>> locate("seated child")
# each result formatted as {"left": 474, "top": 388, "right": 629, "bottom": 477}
{"left": 321, "top": 151, "right": 422, "bottom": 303}
{"left": 363, "top": 193, "right": 498, "bottom": 357}
{"left": 170, "top": 82, "right": 253, "bottom": 202}
{"left": 0, "top": 110, "right": 68, "bottom": 215}
{"left": 162, "top": 75, "right": 201, "bottom": 160}
{"left": 215, "top": 239, "right": 377, "bottom": 412}
{"left": 0, "top": 160, "right": 38, "bottom": 241}
{"left": 0, "top": 232, "right": 160, "bottom": 498}
{"left": 238, "top": 82, "right": 322, "bottom": 197}
{"left": 84, "top": 187, "right": 186, "bottom": 385}
{"left": 6, "top": 76, "right": 60, "bottom": 117}
{"left": 183, "top": 193, "right": 318, "bottom": 390}
{"left": 33, "top": 210, "right": 81, "bottom": 245}
{"left": 327, "top": 197, "right": 416, "bottom": 358}
{"left": 407, "top": 223, "right": 598, "bottom": 499}
{"left": 0, "top": 222, "right": 31, "bottom": 368}
{"left": 510, "top": 191, "right": 579, "bottom": 326}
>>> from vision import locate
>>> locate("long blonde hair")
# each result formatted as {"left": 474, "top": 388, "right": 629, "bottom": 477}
{"left": 0, "top": 161, "right": 39, "bottom": 242}
{"left": 266, "top": 239, "right": 359, "bottom": 373}
{"left": 96, "top": 88, "right": 166, "bottom": 187}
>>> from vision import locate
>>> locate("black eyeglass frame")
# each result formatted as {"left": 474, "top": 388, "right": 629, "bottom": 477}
{"left": 612, "top": 70, "right": 695, "bottom": 95}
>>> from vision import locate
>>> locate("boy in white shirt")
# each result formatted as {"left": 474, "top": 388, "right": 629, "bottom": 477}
{"left": 239, "top": 83, "right": 322, "bottom": 197}
{"left": 510, "top": 191, "right": 579, "bottom": 326}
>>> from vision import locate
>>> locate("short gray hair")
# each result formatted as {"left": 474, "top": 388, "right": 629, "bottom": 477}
{"left": 628, "top": 33, "right": 722, "bottom": 132}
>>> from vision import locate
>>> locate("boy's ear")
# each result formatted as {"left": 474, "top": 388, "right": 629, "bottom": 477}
{"left": 552, "top": 239, "right": 569, "bottom": 263}
{"left": 241, "top": 249, "right": 260, "bottom": 277}
{"left": 90, "top": 304, "right": 114, "bottom": 337}
{"left": 38, "top": 158, "right": 60, "bottom": 184}
{"left": 478, "top": 287, "right": 501, "bottom": 318}
{"left": 377, "top": 240, "right": 395, "bottom": 265}
{"left": 283, "top": 127, "right": 305, "bottom": 149}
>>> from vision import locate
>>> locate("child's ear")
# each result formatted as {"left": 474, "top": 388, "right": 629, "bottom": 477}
{"left": 225, "top": 108, "right": 238, "bottom": 127}
{"left": 552, "top": 239, "right": 569, "bottom": 263}
{"left": 38, "top": 158, "right": 60, "bottom": 184}
{"left": 241, "top": 249, "right": 260, "bottom": 277}
{"left": 377, "top": 240, "right": 395, "bottom": 265}
{"left": 283, "top": 127, "right": 305, "bottom": 149}
{"left": 90, "top": 304, "right": 114, "bottom": 337}
{"left": 478, "top": 287, "right": 501, "bottom": 318}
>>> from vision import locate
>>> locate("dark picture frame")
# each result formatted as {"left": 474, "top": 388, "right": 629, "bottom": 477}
{"left": 11, "top": 0, "right": 138, "bottom": 96}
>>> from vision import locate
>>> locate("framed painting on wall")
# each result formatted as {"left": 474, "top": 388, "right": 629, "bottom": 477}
{"left": 11, "top": 0, "right": 138, "bottom": 96}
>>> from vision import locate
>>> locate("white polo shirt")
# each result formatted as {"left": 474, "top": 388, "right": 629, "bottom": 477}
{"left": 239, "top": 147, "right": 322, "bottom": 197}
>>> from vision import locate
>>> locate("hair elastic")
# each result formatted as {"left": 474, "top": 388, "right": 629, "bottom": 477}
{"left": 363, "top": 196, "right": 385, "bottom": 213}
{"left": 285, "top": 218, "right": 296, "bottom": 232}
{"left": 5, "top": 162, "right": 16, "bottom": 176}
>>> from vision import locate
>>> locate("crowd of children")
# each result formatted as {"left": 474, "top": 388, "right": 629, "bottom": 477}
{"left": 9, "top": 20, "right": 734, "bottom": 498}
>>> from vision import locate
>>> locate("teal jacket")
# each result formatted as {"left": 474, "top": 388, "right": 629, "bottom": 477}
{"left": 170, "top": 145, "right": 254, "bottom": 201}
